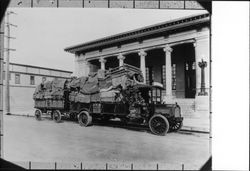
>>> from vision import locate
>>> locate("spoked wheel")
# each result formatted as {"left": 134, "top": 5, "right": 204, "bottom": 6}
{"left": 170, "top": 121, "right": 183, "bottom": 132}
{"left": 149, "top": 114, "right": 169, "bottom": 136}
{"left": 35, "top": 109, "right": 42, "bottom": 121}
{"left": 52, "top": 110, "right": 62, "bottom": 123}
{"left": 78, "top": 111, "right": 92, "bottom": 127}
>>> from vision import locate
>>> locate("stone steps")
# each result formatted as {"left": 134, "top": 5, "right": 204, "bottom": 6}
{"left": 174, "top": 99, "right": 195, "bottom": 117}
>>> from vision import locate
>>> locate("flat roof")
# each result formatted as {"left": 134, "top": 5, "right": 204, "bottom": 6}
{"left": 5, "top": 62, "right": 73, "bottom": 73}
{"left": 65, "top": 13, "right": 210, "bottom": 54}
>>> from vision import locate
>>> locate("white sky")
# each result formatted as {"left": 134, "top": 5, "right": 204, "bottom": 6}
{"left": 6, "top": 8, "right": 207, "bottom": 71}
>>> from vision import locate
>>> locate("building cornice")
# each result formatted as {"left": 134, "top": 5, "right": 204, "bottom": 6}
{"left": 5, "top": 62, "right": 73, "bottom": 74}
{"left": 65, "top": 13, "right": 210, "bottom": 54}
{"left": 9, "top": 70, "right": 72, "bottom": 79}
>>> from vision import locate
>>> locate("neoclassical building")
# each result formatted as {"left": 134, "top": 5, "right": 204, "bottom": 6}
{"left": 65, "top": 13, "right": 210, "bottom": 117}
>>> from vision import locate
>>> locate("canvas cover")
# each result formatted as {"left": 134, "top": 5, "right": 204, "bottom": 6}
{"left": 34, "top": 65, "right": 144, "bottom": 104}
{"left": 69, "top": 76, "right": 88, "bottom": 90}
{"left": 80, "top": 72, "right": 99, "bottom": 94}
{"left": 33, "top": 79, "right": 67, "bottom": 100}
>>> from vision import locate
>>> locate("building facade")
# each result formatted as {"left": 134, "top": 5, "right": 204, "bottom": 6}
{"left": 65, "top": 13, "right": 210, "bottom": 118}
{"left": 3, "top": 62, "right": 72, "bottom": 114}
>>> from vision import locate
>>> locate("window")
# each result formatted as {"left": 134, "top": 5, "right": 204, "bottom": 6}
{"left": 15, "top": 74, "right": 20, "bottom": 84}
{"left": 162, "top": 65, "right": 166, "bottom": 88}
{"left": 185, "top": 63, "right": 189, "bottom": 71}
{"left": 192, "top": 62, "right": 196, "bottom": 70}
{"left": 162, "top": 64, "right": 176, "bottom": 90}
{"left": 146, "top": 67, "right": 150, "bottom": 85}
{"left": 30, "top": 75, "right": 35, "bottom": 85}
{"left": 172, "top": 64, "right": 176, "bottom": 90}
{"left": 146, "top": 67, "right": 154, "bottom": 85}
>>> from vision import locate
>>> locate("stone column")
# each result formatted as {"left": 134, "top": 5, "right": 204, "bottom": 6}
{"left": 74, "top": 54, "right": 79, "bottom": 77}
{"left": 117, "top": 53, "right": 125, "bottom": 67}
{"left": 138, "top": 50, "right": 147, "bottom": 83}
{"left": 163, "top": 45, "right": 173, "bottom": 100}
{"left": 194, "top": 42, "right": 201, "bottom": 96}
{"left": 78, "top": 54, "right": 90, "bottom": 77}
{"left": 99, "top": 57, "right": 107, "bottom": 70}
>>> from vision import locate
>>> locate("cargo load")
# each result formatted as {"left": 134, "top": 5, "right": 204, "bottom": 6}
{"left": 33, "top": 64, "right": 145, "bottom": 105}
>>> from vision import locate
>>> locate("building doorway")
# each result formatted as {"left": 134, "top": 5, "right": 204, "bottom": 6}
{"left": 172, "top": 43, "right": 196, "bottom": 98}
{"left": 185, "top": 61, "right": 196, "bottom": 98}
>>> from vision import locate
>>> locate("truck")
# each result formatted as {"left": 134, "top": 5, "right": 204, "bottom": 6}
{"left": 33, "top": 64, "right": 183, "bottom": 135}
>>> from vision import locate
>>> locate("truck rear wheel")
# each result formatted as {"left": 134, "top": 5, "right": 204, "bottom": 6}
{"left": 170, "top": 121, "right": 183, "bottom": 132}
{"left": 78, "top": 111, "right": 92, "bottom": 127}
{"left": 35, "top": 109, "right": 42, "bottom": 121}
{"left": 149, "top": 114, "right": 169, "bottom": 136}
{"left": 53, "top": 110, "right": 62, "bottom": 123}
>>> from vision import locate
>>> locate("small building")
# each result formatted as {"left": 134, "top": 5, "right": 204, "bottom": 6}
{"left": 65, "top": 13, "right": 210, "bottom": 118}
{"left": 3, "top": 62, "right": 73, "bottom": 114}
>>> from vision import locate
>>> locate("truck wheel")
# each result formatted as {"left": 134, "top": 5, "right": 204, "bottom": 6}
{"left": 53, "top": 110, "right": 62, "bottom": 123}
{"left": 170, "top": 121, "right": 183, "bottom": 132}
{"left": 149, "top": 114, "right": 169, "bottom": 136}
{"left": 78, "top": 111, "right": 92, "bottom": 127}
{"left": 35, "top": 109, "right": 42, "bottom": 121}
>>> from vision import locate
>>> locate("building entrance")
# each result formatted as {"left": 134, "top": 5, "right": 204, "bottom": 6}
{"left": 172, "top": 43, "right": 196, "bottom": 98}
{"left": 185, "top": 61, "right": 196, "bottom": 98}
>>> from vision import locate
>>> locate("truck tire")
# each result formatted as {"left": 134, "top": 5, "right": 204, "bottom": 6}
{"left": 149, "top": 114, "right": 169, "bottom": 136}
{"left": 35, "top": 109, "right": 42, "bottom": 121}
{"left": 53, "top": 110, "right": 62, "bottom": 123}
{"left": 170, "top": 121, "right": 183, "bottom": 132}
{"left": 78, "top": 111, "right": 92, "bottom": 127}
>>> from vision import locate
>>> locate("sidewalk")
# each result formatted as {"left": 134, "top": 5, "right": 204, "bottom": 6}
{"left": 181, "top": 116, "right": 210, "bottom": 133}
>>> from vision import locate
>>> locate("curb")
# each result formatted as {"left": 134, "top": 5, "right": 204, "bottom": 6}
{"left": 7, "top": 114, "right": 210, "bottom": 134}
{"left": 181, "top": 126, "right": 209, "bottom": 134}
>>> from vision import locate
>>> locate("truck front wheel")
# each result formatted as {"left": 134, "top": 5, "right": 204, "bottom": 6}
{"left": 149, "top": 114, "right": 169, "bottom": 136}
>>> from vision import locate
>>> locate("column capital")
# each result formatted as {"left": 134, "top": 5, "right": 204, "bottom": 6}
{"left": 83, "top": 60, "right": 90, "bottom": 66}
{"left": 99, "top": 57, "right": 106, "bottom": 63}
{"left": 117, "top": 53, "right": 125, "bottom": 60}
{"left": 163, "top": 44, "right": 173, "bottom": 53}
{"left": 138, "top": 50, "right": 147, "bottom": 57}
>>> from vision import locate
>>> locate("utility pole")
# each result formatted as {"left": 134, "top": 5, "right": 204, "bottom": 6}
{"left": 0, "top": 15, "right": 5, "bottom": 159}
{"left": 0, "top": 0, "right": 11, "bottom": 160}
{"left": 4, "top": 11, "right": 17, "bottom": 115}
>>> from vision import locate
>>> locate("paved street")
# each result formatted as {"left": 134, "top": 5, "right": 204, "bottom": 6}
{"left": 3, "top": 115, "right": 210, "bottom": 170}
